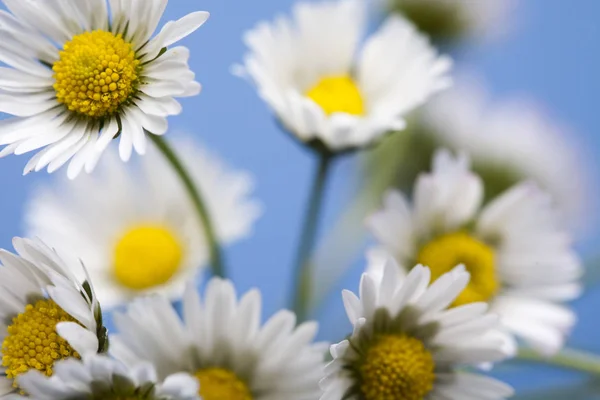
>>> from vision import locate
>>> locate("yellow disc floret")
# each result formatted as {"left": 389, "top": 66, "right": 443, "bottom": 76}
{"left": 114, "top": 225, "right": 183, "bottom": 291}
{"left": 2, "top": 299, "right": 80, "bottom": 385}
{"left": 417, "top": 232, "right": 498, "bottom": 306}
{"left": 195, "top": 368, "right": 253, "bottom": 400}
{"left": 53, "top": 30, "right": 140, "bottom": 118}
{"left": 360, "top": 334, "right": 435, "bottom": 400}
{"left": 306, "top": 75, "right": 365, "bottom": 116}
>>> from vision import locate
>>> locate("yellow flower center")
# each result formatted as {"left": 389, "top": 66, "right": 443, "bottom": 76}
{"left": 113, "top": 225, "right": 183, "bottom": 291}
{"left": 195, "top": 368, "right": 252, "bottom": 400}
{"left": 305, "top": 75, "right": 365, "bottom": 116}
{"left": 53, "top": 30, "right": 140, "bottom": 118}
{"left": 2, "top": 299, "right": 80, "bottom": 385}
{"left": 417, "top": 232, "right": 498, "bottom": 306}
{"left": 360, "top": 334, "right": 435, "bottom": 400}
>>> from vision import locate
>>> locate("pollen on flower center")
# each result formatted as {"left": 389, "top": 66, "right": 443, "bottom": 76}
{"left": 195, "top": 368, "right": 253, "bottom": 400}
{"left": 52, "top": 30, "right": 140, "bottom": 118}
{"left": 2, "top": 299, "right": 80, "bottom": 385}
{"left": 305, "top": 75, "right": 365, "bottom": 116}
{"left": 359, "top": 334, "right": 435, "bottom": 400}
{"left": 417, "top": 232, "right": 498, "bottom": 306}
{"left": 113, "top": 225, "right": 183, "bottom": 291}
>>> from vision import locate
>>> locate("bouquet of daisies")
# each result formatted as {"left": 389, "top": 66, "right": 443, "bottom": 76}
{"left": 0, "top": 0, "right": 594, "bottom": 399}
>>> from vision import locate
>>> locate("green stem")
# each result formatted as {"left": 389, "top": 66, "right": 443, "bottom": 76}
{"left": 150, "top": 135, "right": 226, "bottom": 278}
{"left": 290, "top": 152, "right": 333, "bottom": 321}
{"left": 518, "top": 348, "right": 600, "bottom": 375}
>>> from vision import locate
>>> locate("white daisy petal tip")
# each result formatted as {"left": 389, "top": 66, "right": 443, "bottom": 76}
{"left": 56, "top": 322, "right": 100, "bottom": 358}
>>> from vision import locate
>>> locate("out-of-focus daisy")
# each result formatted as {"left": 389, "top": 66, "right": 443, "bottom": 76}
{"left": 111, "top": 278, "right": 327, "bottom": 400}
{"left": 0, "top": 237, "right": 107, "bottom": 396}
{"left": 0, "top": 0, "right": 208, "bottom": 178}
{"left": 367, "top": 149, "right": 582, "bottom": 355}
{"left": 12, "top": 354, "right": 200, "bottom": 400}
{"left": 234, "top": 0, "right": 451, "bottom": 153}
{"left": 421, "top": 78, "right": 592, "bottom": 234}
{"left": 320, "top": 258, "right": 513, "bottom": 400}
{"left": 25, "top": 138, "right": 262, "bottom": 308}
{"left": 382, "top": 0, "right": 515, "bottom": 42}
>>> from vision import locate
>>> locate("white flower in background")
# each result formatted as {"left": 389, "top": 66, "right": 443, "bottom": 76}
{"left": 234, "top": 0, "right": 451, "bottom": 152}
{"left": 367, "top": 149, "right": 582, "bottom": 355}
{"left": 422, "top": 78, "right": 592, "bottom": 235}
{"left": 25, "top": 138, "right": 262, "bottom": 308}
{"left": 0, "top": 237, "right": 107, "bottom": 396}
{"left": 13, "top": 354, "right": 200, "bottom": 400}
{"left": 382, "top": 0, "right": 515, "bottom": 42}
{"left": 321, "top": 259, "right": 513, "bottom": 400}
{"left": 0, "top": 0, "right": 208, "bottom": 178}
{"left": 110, "top": 278, "right": 327, "bottom": 400}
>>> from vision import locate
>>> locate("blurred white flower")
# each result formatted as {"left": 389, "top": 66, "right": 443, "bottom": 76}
{"left": 13, "top": 354, "right": 200, "bottom": 400}
{"left": 26, "top": 138, "right": 262, "bottom": 307}
{"left": 0, "top": 0, "right": 208, "bottom": 178}
{"left": 382, "top": 0, "right": 516, "bottom": 42}
{"left": 367, "top": 150, "right": 582, "bottom": 355}
{"left": 0, "top": 237, "right": 107, "bottom": 395}
{"left": 234, "top": 0, "right": 451, "bottom": 152}
{"left": 111, "top": 278, "right": 327, "bottom": 400}
{"left": 321, "top": 258, "right": 513, "bottom": 400}
{"left": 422, "top": 77, "right": 593, "bottom": 234}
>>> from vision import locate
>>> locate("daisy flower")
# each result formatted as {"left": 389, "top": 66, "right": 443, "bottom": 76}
{"left": 0, "top": 0, "right": 208, "bottom": 178}
{"left": 382, "top": 0, "right": 515, "bottom": 42}
{"left": 110, "top": 278, "right": 327, "bottom": 400}
{"left": 25, "top": 138, "right": 262, "bottom": 308}
{"left": 0, "top": 237, "right": 107, "bottom": 396}
{"left": 367, "top": 149, "right": 582, "bottom": 355}
{"left": 234, "top": 0, "right": 451, "bottom": 153}
{"left": 320, "top": 257, "right": 513, "bottom": 400}
{"left": 12, "top": 354, "right": 200, "bottom": 400}
{"left": 421, "top": 77, "right": 593, "bottom": 234}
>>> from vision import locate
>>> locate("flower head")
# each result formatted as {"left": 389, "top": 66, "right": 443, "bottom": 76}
{"left": 0, "top": 237, "right": 107, "bottom": 396}
{"left": 110, "top": 278, "right": 327, "bottom": 400}
{"left": 367, "top": 149, "right": 582, "bottom": 354}
{"left": 320, "top": 259, "right": 513, "bottom": 399}
{"left": 13, "top": 354, "right": 200, "bottom": 400}
{"left": 0, "top": 0, "right": 208, "bottom": 178}
{"left": 25, "top": 138, "right": 262, "bottom": 307}
{"left": 235, "top": 0, "right": 451, "bottom": 153}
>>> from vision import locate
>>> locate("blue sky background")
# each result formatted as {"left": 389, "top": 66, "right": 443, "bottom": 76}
{"left": 1, "top": 0, "right": 599, "bottom": 396}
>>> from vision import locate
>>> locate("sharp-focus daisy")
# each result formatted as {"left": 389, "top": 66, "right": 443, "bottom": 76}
{"left": 0, "top": 237, "right": 107, "bottom": 396}
{"left": 25, "top": 138, "right": 262, "bottom": 308}
{"left": 0, "top": 0, "right": 208, "bottom": 178}
{"left": 234, "top": 0, "right": 451, "bottom": 152}
{"left": 367, "top": 149, "right": 582, "bottom": 355}
{"left": 382, "top": 0, "right": 515, "bottom": 42}
{"left": 421, "top": 77, "right": 592, "bottom": 234}
{"left": 12, "top": 354, "right": 200, "bottom": 400}
{"left": 320, "top": 258, "right": 513, "bottom": 400}
{"left": 110, "top": 278, "right": 327, "bottom": 400}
